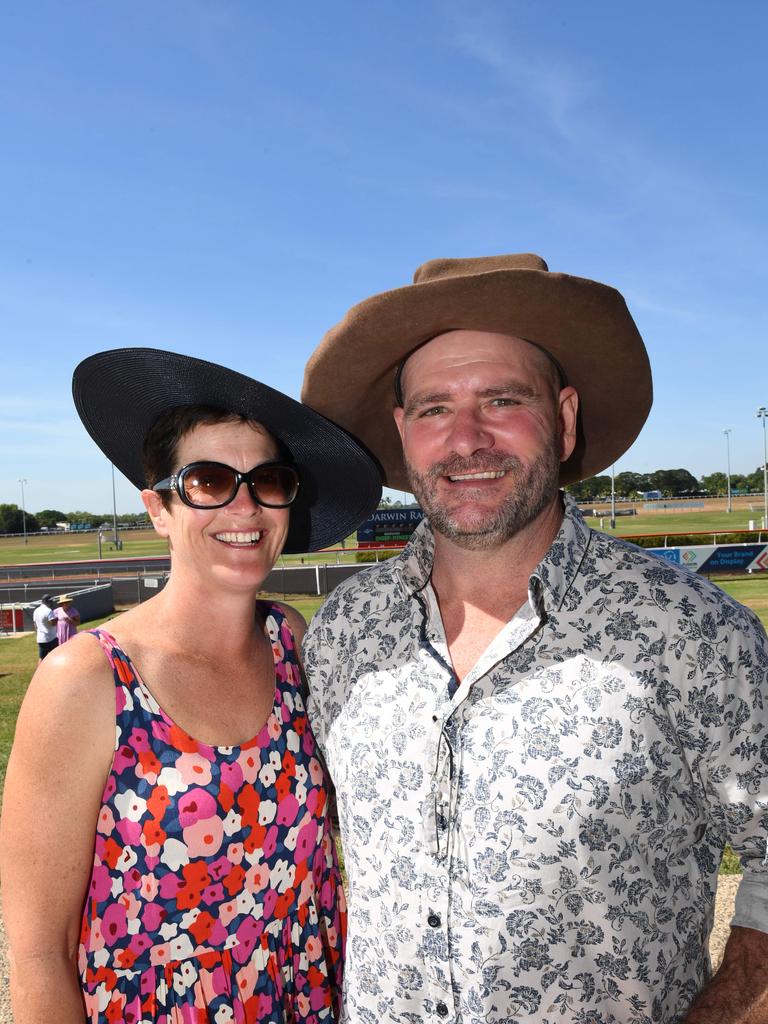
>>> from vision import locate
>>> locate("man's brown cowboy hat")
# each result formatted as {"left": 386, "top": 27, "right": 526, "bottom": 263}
{"left": 302, "top": 253, "right": 652, "bottom": 491}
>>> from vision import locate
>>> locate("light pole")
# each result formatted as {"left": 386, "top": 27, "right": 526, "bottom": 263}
{"left": 610, "top": 463, "right": 616, "bottom": 530}
{"left": 111, "top": 462, "right": 119, "bottom": 546}
{"left": 18, "top": 478, "right": 28, "bottom": 544}
{"left": 758, "top": 408, "right": 768, "bottom": 529}
{"left": 723, "top": 429, "right": 732, "bottom": 514}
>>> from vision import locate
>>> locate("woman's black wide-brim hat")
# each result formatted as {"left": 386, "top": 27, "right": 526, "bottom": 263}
{"left": 72, "top": 347, "right": 382, "bottom": 553}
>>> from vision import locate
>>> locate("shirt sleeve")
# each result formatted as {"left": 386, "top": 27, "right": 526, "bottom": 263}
{"left": 692, "top": 602, "right": 768, "bottom": 932}
{"left": 300, "top": 581, "right": 356, "bottom": 756}
{"left": 301, "top": 607, "right": 329, "bottom": 751}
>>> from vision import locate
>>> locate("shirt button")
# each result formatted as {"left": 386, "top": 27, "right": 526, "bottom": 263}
{"left": 436, "top": 1002, "right": 449, "bottom": 1017}
{"left": 427, "top": 913, "right": 441, "bottom": 928}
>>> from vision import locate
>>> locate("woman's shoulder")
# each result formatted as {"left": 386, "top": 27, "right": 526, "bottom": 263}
{"left": 29, "top": 630, "right": 114, "bottom": 698}
{"left": 13, "top": 630, "right": 116, "bottom": 759}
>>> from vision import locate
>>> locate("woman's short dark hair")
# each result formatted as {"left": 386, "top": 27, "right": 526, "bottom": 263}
{"left": 142, "top": 405, "right": 271, "bottom": 508}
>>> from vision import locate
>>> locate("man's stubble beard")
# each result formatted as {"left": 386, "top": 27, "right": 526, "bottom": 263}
{"left": 405, "top": 442, "right": 561, "bottom": 551}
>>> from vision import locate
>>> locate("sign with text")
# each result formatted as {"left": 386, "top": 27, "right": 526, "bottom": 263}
{"left": 357, "top": 508, "right": 424, "bottom": 548}
{"left": 647, "top": 543, "right": 768, "bottom": 574}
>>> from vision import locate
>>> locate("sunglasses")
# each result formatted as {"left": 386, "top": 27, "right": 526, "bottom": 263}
{"left": 152, "top": 460, "right": 300, "bottom": 510}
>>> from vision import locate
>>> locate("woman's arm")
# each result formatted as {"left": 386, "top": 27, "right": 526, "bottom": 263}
{"left": 0, "top": 634, "right": 115, "bottom": 1024}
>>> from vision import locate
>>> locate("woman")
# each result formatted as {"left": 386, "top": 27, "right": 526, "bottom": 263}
{"left": 54, "top": 593, "right": 81, "bottom": 643}
{"left": 0, "top": 348, "right": 381, "bottom": 1024}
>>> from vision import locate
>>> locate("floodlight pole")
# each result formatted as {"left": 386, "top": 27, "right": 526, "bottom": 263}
{"left": 723, "top": 428, "right": 732, "bottom": 514}
{"left": 758, "top": 408, "right": 768, "bottom": 528}
{"left": 111, "top": 462, "right": 119, "bottom": 545}
{"left": 610, "top": 464, "right": 616, "bottom": 530}
{"left": 18, "top": 478, "right": 28, "bottom": 544}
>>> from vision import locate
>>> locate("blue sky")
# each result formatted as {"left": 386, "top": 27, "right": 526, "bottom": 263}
{"left": 2, "top": 1, "right": 767, "bottom": 514}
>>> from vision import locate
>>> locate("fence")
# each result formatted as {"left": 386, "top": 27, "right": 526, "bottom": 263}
{"left": 0, "top": 582, "right": 116, "bottom": 636}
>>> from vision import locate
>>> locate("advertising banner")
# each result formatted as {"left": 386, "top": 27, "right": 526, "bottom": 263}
{"left": 647, "top": 543, "right": 768, "bottom": 574}
{"left": 357, "top": 508, "right": 425, "bottom": 548}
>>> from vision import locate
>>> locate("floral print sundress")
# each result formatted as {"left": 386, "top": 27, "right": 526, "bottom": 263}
{"left": 79, "top": 603, "right": 345, "bottom": 1023}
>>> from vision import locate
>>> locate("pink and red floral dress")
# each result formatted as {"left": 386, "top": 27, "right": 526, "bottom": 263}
{"left": 79, "top": 603, "right": 345, "bottom": 1023}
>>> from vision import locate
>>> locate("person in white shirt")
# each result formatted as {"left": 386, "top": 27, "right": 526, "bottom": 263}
{"left": 302, "top": 253, "right": 768, "bottom": 1024}
{"left": 32, "top": 594, "right": 58, "bottom": 661}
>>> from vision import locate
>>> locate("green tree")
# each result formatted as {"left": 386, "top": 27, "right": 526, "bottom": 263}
{"left": 648, "top": 468, "right": 699, "bottom": 496}
{"left": 67, "top": 510, "right": 96, "bottom": 527}
{"left": 35, "top": 509, "right": 68, "bottom": 529}
{"left": 614, "top": 471, "right": 650, "bottom": 497}
{"left": 700, "top": 473, "right": 726, "bottom": 495}
{"left": 566, "top": 475, "right": 612, "bottom": 502}
{"left": 0, "top": 503, "right": 39, "bottom": 534}
{"left": 746, "top": 467, "right": 767, "bottom": 493}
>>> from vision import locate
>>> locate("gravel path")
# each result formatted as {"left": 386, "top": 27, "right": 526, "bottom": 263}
{"left": 0, "top": 876, "right": 741, "bottom": 1018}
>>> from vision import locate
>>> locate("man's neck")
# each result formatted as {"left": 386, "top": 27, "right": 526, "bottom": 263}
{"left": 426, "top": 498, "right": 565, "bottom": 686}
{"left": 430, "top": 495, "right": 565, "bottom": 610}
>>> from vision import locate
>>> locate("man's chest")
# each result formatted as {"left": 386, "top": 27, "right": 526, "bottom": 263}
{"left": 324, "top": 648, "right": 703, "bottom": 875}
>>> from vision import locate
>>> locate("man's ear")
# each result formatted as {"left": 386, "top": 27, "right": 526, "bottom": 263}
{"left": 558, "top": 386, "right": 579, "bottom": 463}
{"left": 393, "top": 406, "right": 406, "bottom": 445}
{"left": 141, "top": 489, "right": 172, "bottom": 539}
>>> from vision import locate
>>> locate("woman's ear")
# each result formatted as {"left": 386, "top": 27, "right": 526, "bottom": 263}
{"left": 141, "top": 489, "right": 171, "bottom": 539}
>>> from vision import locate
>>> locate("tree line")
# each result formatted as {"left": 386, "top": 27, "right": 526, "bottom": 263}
{"left": 2, "top": 463, "right": 767, "bottom": 532}
{"left": 564, "top": 466, "right": 767, "bottom": 502}
{"left": 0, "top": 505, "right": 149, "bottom": 535}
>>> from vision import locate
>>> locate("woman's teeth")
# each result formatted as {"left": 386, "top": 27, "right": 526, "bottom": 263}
{"left": 214, "top": 531, "right": 262, "bottom": 544}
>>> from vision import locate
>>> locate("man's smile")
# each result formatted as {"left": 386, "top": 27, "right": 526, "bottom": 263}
{"left": 447, "top": 470, "right": 507, "bottom": 482}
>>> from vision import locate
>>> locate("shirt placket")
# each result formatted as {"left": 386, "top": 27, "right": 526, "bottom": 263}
{"left": 415, "top": 587, "right": 460, "bottom": 1019}
{"left": 416, "top": 582, "right": 546, "bottom": 1021}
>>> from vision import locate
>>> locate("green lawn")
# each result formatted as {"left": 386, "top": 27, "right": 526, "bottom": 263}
{"left": 4, "top": 506, "right": 766, "bottom": 566}
{"left": 0, "top": 530, "right": 359, "bottom": 566}
{"left": 584, "top": 507, "right": 767, "bottom": 539}
{"left": 1, "top": 583, "right": 763, "bottom": 876}
{"left": 718, "top": 577, "right": 768, "bottom": 628}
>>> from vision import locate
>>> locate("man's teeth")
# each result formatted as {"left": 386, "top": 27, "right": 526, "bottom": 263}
{"left": 448, "top": 471, "right": 506, "bottom": 481}
{"left": 215, "top": 531, "right": 262, "bottom": 543}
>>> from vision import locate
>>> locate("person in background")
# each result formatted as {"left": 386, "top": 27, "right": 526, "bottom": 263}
{"left": 1, "top": 347, "right": 381, "bottom": 1024}
{"left": 32, "top": 593, "right": 58, "bottom": 661}
{"left": 54, "top": 594, "right": 81, "bottom": 643}
{"left": 301, "top": 253, "right": 768, "bottom": 1024}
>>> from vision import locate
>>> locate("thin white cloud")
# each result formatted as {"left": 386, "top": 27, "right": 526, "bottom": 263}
{"left": 446, "top": 13, "right": 592, "bottom": 135}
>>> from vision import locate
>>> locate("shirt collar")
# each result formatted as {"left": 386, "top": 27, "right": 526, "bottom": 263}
{"left": 395, "top": 492, "right": 592, "bottom": 613}
{"left": 531, "top": 493, "right": 592, "bottom": 612}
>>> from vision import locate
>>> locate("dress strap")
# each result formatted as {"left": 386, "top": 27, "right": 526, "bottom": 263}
{"left": 88, "top": 627, "right": 141, "bottom": 691}
{"left": 257, "top": 601, "right": 305, "bottom": 697}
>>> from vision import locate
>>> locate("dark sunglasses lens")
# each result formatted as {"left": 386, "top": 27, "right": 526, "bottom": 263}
{"left": 181, "top": 464, "right": 236, "bottom": 506}
{"left": 251, "top": 465, "right": 299, "bottom": 506}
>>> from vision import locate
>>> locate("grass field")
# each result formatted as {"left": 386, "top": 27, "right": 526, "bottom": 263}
{"left": 0, "top": 530, "right": 358, "bottom": 567}
{"left": 584, "top": 507, "right": 767, "bottom": 539}
{"left": 3, "top": 497, "right": 767, "bottom": 566}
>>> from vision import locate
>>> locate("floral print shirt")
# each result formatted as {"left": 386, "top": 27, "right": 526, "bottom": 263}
{"left": 303, "top": 497, "right": 768, "bottom": 1024}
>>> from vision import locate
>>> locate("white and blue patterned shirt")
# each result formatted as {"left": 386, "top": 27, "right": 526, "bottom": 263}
{"left": 303, "top": 497, "right": 768, "bottom": 1024}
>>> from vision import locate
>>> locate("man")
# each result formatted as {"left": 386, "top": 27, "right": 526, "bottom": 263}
{"left": 301, "top": 254, "right": 768, "bottom": 1024}
{"left": 32, "top": 593, "right": 57, "bottom": 661}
